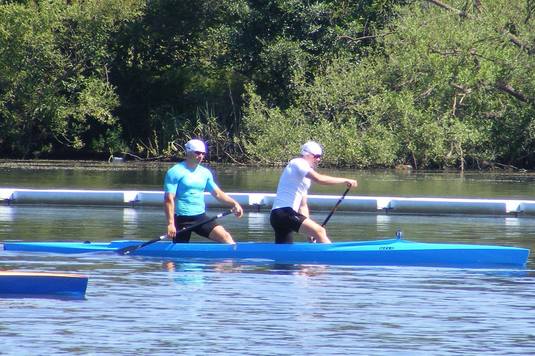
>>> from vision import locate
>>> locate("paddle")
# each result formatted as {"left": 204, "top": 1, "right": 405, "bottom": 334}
{"left": 117, "top": 209, "right": 234, "bottom": 255}
{"left": 321, "top": 186, "right": 351, "bottom": 227}
{"left": 308, "top": 187, "right": 351, "bottom": 243}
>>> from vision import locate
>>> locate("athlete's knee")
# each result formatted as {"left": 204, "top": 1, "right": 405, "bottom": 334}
{"left": 313, "top": 225, "right": 331, "bottom": 243}
{"left": 222, "top": 231, "right": 235, "bottom": 244}
{"left": 314, "top": 225, "right": 327, "bottom": 238}
{"left": 211, "top": 228, "right": 235, "bottom": 244}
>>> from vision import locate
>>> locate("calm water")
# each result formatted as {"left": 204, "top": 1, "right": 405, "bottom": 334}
{"left": 3, "top": 160, "right": 535, "bottom": 198}
{"left": 1, "top": 162, "right": 535, "bottom": 355}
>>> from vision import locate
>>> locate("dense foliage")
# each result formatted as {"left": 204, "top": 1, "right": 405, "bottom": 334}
{"left": 243, "top": 0, "right": 535, "bottom": 169}
{"left": 0, "top": 0, "right": 142, "bottom": 158}
{"left": 1, "top": 0, "right": 534, "bottom": 170}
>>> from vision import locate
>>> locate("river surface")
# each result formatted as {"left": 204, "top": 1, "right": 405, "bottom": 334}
{"left": 1, "top": 162, "right": 535, "bottom": 355}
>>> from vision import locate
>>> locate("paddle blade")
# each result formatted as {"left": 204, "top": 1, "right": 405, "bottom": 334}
{"left": 117, "top": 244, "right": 139, "bottom": 255}
{"left": 117, "top": 235, "right": 167, "bottom": 255}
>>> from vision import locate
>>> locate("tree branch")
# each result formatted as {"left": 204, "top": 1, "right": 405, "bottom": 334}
{"left": 526, "top": 0, "right": 535, "bottom": 24}
{"left": 495, "top": 81, "right": 530, "bottom": 103}
{"left": 426, "top": 0, "right": 471, "bottom": 18}
{"left": 337, "top": 32, "right": 394, "bottom": 43}
{"left": 426, "top": 0, "right": 535, "bottom": 55}
{"left": 474, "top": 0, "right": 482, "bottom": 13}
{"left": 506, "top": 32, "right": 535, "bottom": 54}
{"left": 450, "top": 83, "right": 472, "bottom": 94}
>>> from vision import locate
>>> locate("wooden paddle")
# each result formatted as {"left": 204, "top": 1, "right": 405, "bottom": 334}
{"left": 117, "top": 209, "right": 234, "bottom": 255}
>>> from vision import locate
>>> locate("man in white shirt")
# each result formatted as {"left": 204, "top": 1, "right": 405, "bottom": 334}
{"left": 270, "top": 141, "right": 358, "bottom": 244}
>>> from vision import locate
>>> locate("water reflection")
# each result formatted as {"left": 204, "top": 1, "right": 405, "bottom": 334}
{"left": 122, "top": 208, "right": 139, "bottom": 237}
{"left": 375, "top": 214, "right": 394, "bottom": 233}
{"left": 163, "top": 261, "right": 205, "bottom": 286}
{"left": 0, "top": 205, "right": 14, "bottom": 222}
{"left": 246, "top": 211, "right": 269, "bottom": 232}
{"left": 161, "top": 259, "right": 329, "bottom": 287}
{"left": 0, "top": 206, "right": 14, "bottom": 236}
{"left": 0, "top": 293, "right": 86, "bottom": 301}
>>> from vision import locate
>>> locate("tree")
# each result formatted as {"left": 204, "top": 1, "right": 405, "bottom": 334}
{"left": 0, "top": 0, "right": 142, "bottom": 158}
{"left": 242, "top": 0, "right": 535, "bottom": 169}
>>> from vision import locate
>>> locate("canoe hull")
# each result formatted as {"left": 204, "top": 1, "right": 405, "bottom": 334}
{"left": 0, "top": 272, "right": 88, "bottom": 299}
{"left": 3, "top": 239, "right": 529, "bottom": 268}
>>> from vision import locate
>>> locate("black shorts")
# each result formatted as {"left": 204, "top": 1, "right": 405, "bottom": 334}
{"left": 173, "top": 213, "right": 219, "bottom": 243}
{"left": 270, "top": 207, "right": 307, "bottom": 244}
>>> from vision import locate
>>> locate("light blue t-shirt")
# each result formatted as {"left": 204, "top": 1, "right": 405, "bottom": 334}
{"left": 163, "top": 162, "right": 219, "bottom": 216}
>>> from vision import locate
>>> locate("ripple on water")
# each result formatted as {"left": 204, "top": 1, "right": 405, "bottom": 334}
{"left": 2, "top": 209, "right": 535, "bottom": 355}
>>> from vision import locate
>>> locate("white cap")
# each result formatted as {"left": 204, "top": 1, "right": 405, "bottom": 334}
{"left": 185, "top": 139, "right": 206, "bottom": 153}
{"left": 301, "top": 141, "right": 322, "bottom": 156}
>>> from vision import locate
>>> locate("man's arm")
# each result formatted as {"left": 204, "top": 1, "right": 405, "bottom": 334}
{"left": 298, "top": 195, "right": 309, "bottom": 217}
{"left": 164, "top": 192, "right": 177, "bottom": 237}
{"left": 210, "top": 187, "right": 244, "bottom": 218}
{"left": 306, "top": 169, "right": 358, "bottom": 188}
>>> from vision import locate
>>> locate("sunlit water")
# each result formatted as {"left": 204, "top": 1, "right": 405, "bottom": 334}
{"left": 2, "top": 205, "right": 535, "bottom": 355}
{"left": 1, "top": 164, "right": 535, "bottom": 354}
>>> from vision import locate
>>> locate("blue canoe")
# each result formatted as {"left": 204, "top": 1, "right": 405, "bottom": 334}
{"left": 3, "top": 238, "right": 529, "bottom": 268}
{"left": 0, "top": 271, "right": 88, "bottom": 299}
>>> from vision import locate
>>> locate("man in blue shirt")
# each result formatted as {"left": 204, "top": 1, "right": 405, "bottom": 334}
{"left": 164, "top": 139, "right": 243, "bottom": 243}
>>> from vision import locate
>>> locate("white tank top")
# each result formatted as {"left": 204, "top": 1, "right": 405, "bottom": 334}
{"left": 272, "top": 158, "right": 312, "bottom": 211}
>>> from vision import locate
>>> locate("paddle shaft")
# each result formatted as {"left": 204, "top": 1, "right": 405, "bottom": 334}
{"left": 118, "top": 209, "right": 234, "bottom": 255}
{"left": 173, "top": 209, "right": 233, "bottom": 237}
{"left": 321, "top": 187, "right": 351, "bottom": 227}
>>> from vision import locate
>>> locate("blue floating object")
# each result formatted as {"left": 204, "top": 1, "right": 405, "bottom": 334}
{"left": 3, "top": 238, "right": 529, "bottom": 269}
{"left": 0, "top": 271, "right": 88, "bottom": 299}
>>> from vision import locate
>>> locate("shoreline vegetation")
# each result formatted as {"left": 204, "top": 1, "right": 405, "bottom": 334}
{"left": 1, "top": 1, "right": 535, "bottom": 171}
{"left": 0, "top": 158, "right": 530, "bottom": 175}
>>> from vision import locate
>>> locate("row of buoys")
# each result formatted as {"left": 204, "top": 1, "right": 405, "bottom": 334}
{"left": 2, "top": 188, "right": 535, "bottom": 216}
